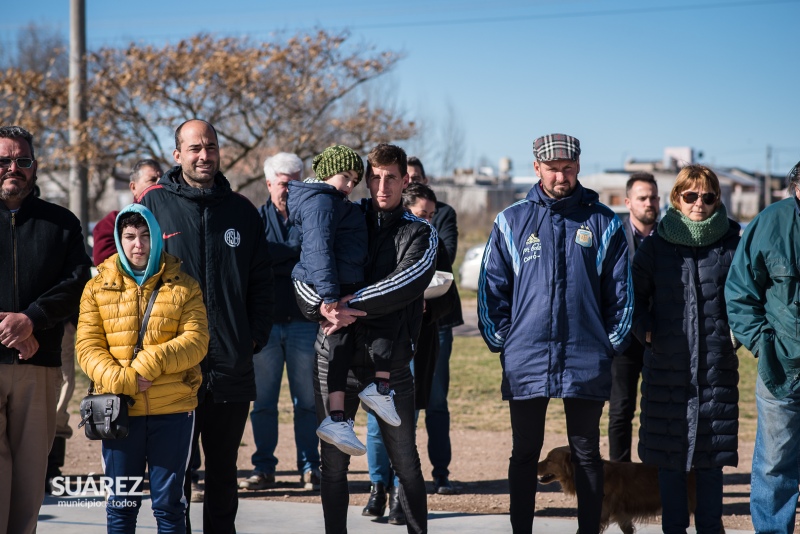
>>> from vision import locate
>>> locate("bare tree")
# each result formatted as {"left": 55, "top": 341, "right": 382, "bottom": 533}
{"left": 0, "top": 29, "right": 415, "bottom": 209}
{"left": 437, "top": 99, "right": 466, "bottom": 176}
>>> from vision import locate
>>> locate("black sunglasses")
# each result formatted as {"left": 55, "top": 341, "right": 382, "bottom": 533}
{"left": 679, "top": 191, "right": 717, "bottom": 205}
{"left": 0, "top": 157, "right": 34, "bottom": 169}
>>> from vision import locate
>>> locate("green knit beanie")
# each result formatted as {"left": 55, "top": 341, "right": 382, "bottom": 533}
{"left": 312, "top": 145, "right": 364, "bottom": 182}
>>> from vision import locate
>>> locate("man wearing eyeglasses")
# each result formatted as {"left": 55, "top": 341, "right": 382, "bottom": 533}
{"left": 478, "top": 133, "right": 632, "bottom": 534}
{"left": 0, "top": 125, "right": 92, "bottom": 533}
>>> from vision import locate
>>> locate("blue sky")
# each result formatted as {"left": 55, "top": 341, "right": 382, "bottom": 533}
{"left": 2, "top": 0, "right": 799, "bottom": 178}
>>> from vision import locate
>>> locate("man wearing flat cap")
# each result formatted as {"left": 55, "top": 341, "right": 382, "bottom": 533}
{"left": 478, "top": 133, "right": 632, "bottom": 533}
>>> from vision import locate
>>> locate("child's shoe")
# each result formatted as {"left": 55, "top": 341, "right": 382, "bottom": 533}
{"left": 316, "top": 416, "right": 367, "bottom": 456}
{"left": 358, "top": 382, "right": 401, "bottom": 427}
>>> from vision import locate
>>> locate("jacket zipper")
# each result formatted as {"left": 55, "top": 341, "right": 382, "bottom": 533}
{"left": 136, "top": 285, "right": 151, "bottom": 414}
{"left": 11, "top": 212, "right": 18, "bottom": 312}
{"left": 11, "top": 213, "right": 19, "bottom": 363}
{"left": 200, "top": 206, "right": 211, "bottom": 394}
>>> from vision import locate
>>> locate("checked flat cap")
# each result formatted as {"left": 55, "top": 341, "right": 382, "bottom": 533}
{"left": 533, "top": 134, "right": 581, "bottom": 162}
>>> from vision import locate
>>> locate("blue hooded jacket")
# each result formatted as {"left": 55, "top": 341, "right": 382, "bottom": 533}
{"left": 478, "top": 182, "right": 632, "bottom": 401}
{"left": 288, "top": 179, "right": 367, "bottom": 304}
{"left": 114, "top": 204, "right": 163, "bottom": 285}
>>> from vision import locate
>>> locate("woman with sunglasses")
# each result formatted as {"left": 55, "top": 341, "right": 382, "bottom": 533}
{"left": 631, "top": 164, "right": 740, "bottom": 534}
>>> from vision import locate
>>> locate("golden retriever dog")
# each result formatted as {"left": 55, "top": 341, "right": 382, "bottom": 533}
{"left": 536, "top": 446, "right": 724, "bottom": 534}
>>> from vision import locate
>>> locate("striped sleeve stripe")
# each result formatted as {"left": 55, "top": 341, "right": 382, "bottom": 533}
{"left": 596, "top": 215, "right": 622, "bottom": 277}
{"left": 350, "top": 214, "right": 438, "bottom": 305}
{"left": 293, "top": 279, "right": 322, "bottom": 307}
{"left": 608, "top": 260, "right": 634, "bottom": 347}
{"left": 477, "top": 244, "right": 504, "bottom": 349}
{"left": 496, "top": 211, "right": 520, "bottom": 277}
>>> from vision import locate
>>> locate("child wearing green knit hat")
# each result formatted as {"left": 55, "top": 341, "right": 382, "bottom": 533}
{"left": 288, "top": 145, "right": 401, "bottom": 456}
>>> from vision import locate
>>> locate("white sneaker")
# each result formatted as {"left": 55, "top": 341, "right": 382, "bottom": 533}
{"left": 358, "top": 382, "right": 401, "bottom": 427}
{"left": 316, "top": 417, "right": 367, "bottom": 456}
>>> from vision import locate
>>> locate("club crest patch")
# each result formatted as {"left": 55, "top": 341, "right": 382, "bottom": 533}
{"left": 224, "top": 229, "right": 241, "bottom": 247}
{"left": 575, "top": 225, "right": 593, "bottom": 248}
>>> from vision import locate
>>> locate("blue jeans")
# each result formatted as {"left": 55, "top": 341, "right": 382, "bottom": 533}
{"left": 103, "top": 412, "right": 194, "bottom": 534}
{"left": 250, "top": 321, "right": 320, "bottom": 475}
{"left": 426, "top": 326, "right": 453, "bottom": 478}
{"left": 315, "top": 355, "right": 427, "bottom": 534}
{"left": 751, "top": 374, "right": 800, "bottom": 533}
{"left": 658, "top": 467, "right": 723, "bottom": 534}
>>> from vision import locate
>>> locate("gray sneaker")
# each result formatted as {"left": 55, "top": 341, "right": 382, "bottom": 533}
{"left": 238, "top": 471, "right": 275, "bottom": 490}
{"left": 302, "top": 468, "right": 321, "bottom": 490}
{"left": 358, "top": 382, "right": 401, "bottom": 427}
{"left": 317, "top": 417, "right": 367, "bottom": 456}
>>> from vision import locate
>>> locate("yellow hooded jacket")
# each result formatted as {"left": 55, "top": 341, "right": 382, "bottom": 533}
{"left": 76, "top": 252, "right": 208, "bottom": 416}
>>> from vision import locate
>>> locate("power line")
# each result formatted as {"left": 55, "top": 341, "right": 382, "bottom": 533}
{"left": 5, "top": 0, "right": 795, "bottom": 48}
{"left": 343, "top": 0, "right": 800, "bottom": 31}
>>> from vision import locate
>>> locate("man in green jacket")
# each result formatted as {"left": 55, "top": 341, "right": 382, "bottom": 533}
{"left": 725, "top": 160, "right": 800, "bottom": 534}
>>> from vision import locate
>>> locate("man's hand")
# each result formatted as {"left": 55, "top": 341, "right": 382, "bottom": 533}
{"left": 318, "top": 294, "right": 366, "bottom": 334}
{"left": 15, "top": 335, "right": 39, "bottom": 360}
{"left": 137, "top": 375, "right": 153, "bottom": 392}
{"left": 0, "top": 312, "right": 34, "bottom": 348}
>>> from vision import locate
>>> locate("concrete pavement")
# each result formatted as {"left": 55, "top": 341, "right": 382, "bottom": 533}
{"left": 37, "top": 494, "right": 755, "bottom": 533}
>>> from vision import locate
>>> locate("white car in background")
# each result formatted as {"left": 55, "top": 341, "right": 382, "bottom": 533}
{"left": 458, "top": 243, "right": 486, "bottom": 291}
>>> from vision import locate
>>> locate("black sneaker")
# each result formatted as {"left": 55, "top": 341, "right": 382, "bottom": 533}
{"left": 238, "top": 471, "right": 275, "bottom": 490}
{"left": 362, "top": 482, "right": 387, "bottom": 517}
{"left": 433, "top": 475, "right": 458, "bottom": 495}
{"left": 301, "top": 468, "right": 321, "bottom": 490}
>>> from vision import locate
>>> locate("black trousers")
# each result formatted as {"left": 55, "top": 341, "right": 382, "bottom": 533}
{"left": 607, "top": 339, "right": 645, "bottom": 462}
{"left": 183, "top": 392, "right": 250, "bottom": 534}
{"left": 299, "top": 282, "right": 399, "bottom": 393}
{"left": 508, "top": 397, "right": 605, "bottom": 534}
{"left": 315, "top": 354, "right": 427, "bottom": 533}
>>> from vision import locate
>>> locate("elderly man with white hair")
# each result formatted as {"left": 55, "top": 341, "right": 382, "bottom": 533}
{"left": 239, "top": 152, "right": 322, "bottom": 491}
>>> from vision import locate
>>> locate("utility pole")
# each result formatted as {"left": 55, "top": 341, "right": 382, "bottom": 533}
{"left": 763, "top": 145, "right": 772, "bottom": 209}
{"left": 69, "top": 0, "right": 89, "bottom": 252}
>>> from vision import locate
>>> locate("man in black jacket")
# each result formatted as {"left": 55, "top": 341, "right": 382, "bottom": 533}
{"left": 139, "top": 119, "right": 274, "bottom": 534}
{"left": 298, "top": 144, "right": 437, "bottom": 534}
{"left": 607, "top": 172, "right": 659, "bottom": 462}
{"left": 0, "top": 125, "right": 92, "bottom": 533}
{"left": 407, "top": 156, "right": 463, "bottom": 494}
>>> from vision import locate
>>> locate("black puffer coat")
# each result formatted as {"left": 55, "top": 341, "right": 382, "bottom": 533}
{"left": 632, "top": 220, "right": 740, "bottom": 472}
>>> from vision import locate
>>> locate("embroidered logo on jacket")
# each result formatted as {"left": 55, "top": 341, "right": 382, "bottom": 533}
{"left": 522, "top": 233, "right": 541, "bottom": 263}
{"left": 162, "top": 231, "right": 181, "bottom": 240}
{"left": 224, "top": 229, "right": 241, "bottom": 247}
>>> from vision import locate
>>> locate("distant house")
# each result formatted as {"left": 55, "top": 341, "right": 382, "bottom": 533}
{"left": 574, "top": 147, "right": 763, "bottom": 221}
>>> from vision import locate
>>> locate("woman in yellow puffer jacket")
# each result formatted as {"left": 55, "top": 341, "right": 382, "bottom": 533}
{"left": 76, "top": 204, "right": 208, "bottom": 533}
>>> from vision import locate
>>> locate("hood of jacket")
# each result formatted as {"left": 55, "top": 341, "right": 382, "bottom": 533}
{"left": 153, "top": 165, "right": 233, "bottom": 204}
{"left": 114, "top": 204, "right": 163, "bottom": 285}
{"left": 287, "top": 179, "right": 345, "bottom": 223}
{"left": 526, "top": 180, "right": 600, "bottom": 210}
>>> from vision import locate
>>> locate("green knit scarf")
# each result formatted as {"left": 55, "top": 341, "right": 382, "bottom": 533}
{"left": 658, "top": 203, "right": 730, "bottom": 247}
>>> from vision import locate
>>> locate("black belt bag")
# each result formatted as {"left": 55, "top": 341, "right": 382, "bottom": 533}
{"left": 78, "top": 280, "right": 162, "bottom": 440}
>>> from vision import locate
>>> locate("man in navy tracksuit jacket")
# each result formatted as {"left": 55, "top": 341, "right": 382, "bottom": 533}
{"left": 478, "top": 134, "right": 632, "bottom": 534}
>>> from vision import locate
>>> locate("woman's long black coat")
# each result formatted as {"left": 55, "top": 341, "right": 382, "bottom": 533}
{"left": 632, "top": 220, "right": 740, "bottom": 472}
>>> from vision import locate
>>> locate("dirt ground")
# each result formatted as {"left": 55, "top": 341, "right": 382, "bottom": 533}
{"left": 62, "top": 418, "right": 756, "bottom": 531}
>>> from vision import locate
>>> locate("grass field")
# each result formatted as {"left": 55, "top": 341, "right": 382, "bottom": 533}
{"left": 74, "top": 332, "right": 759, "bottom": 440}
{"left": 268, "top": 335, "right": 759, "bottom": 439}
